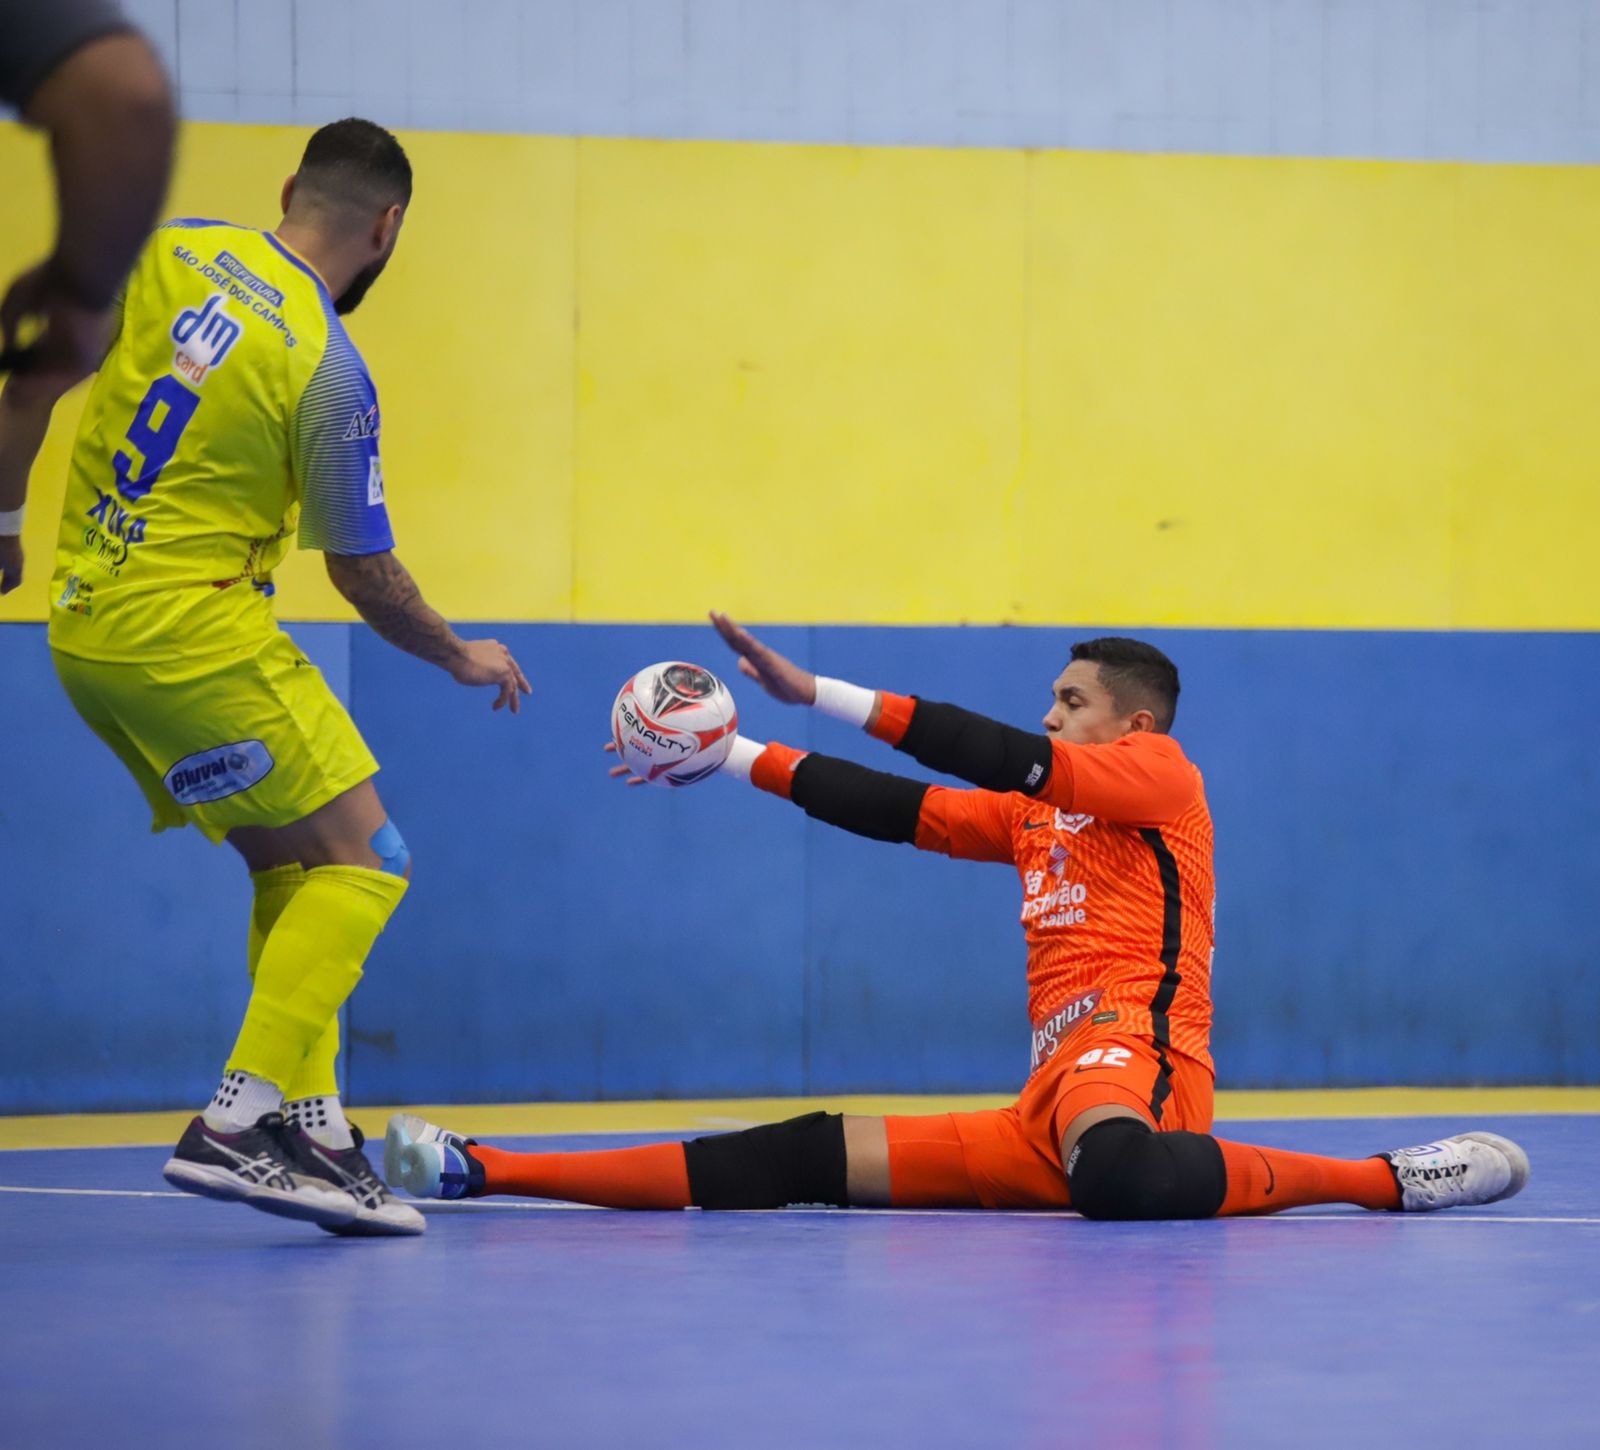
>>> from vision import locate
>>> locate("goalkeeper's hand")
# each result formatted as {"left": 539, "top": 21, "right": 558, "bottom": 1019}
{"left": 709, "top": 610, "right": 816, "bottom": 706}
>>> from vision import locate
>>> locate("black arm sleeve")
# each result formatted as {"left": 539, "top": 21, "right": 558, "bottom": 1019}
{"left": 790, "top": 753, "right": 929, "bottom": 845}
{"left": 895, "top": 699, "right": 1055, "bottom": 797}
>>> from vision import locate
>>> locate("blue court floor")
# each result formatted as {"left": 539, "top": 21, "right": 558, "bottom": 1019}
{"left": 2, "top": 1112, "right": 1595, "bottom": 1450}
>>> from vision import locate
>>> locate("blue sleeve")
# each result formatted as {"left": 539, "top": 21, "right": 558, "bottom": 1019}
{"left": 292, "top": 328, "right": 395, "bottom": 555}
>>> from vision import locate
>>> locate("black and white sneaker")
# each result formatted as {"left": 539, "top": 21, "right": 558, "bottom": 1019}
{"left": 287, "top": 1123, "right": 426, "bottom": 1237}
{"left": 163, "top": 1113, "right": 359, "bottom": 1229}
{"left": 1381, "top": 1132, "right": 1531, "bottom": 1211}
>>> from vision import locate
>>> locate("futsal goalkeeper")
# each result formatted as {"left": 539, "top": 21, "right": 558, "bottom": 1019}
{"left": 387, "top": 618, "right": 1528, "bottom": 1221}
{"left": 0, "top": 119, "right": 529, "bottom": 1235}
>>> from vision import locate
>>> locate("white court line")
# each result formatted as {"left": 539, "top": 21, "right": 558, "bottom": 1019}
{"left": 0, "top": 1185, "right": 188, "bottom": 1199}
{"left": 1, "top": 1185, "right": 1596, "bottom": 1224}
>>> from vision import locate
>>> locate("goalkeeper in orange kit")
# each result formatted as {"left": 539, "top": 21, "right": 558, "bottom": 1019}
{"left": 385, "top": 616, "right": 1529, "bottom": 1220}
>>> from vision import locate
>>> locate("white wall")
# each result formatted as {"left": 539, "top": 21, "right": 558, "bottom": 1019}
{"left": 101, "top": 0, "right": 1600, "bottom": 161}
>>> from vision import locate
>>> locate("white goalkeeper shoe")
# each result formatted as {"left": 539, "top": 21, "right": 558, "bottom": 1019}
{"left": 384, "top": 1113, "right": 484, "bottom": 1200}
{"left": 1381, "top": 1132, "right": 1530, "bottom": 1211}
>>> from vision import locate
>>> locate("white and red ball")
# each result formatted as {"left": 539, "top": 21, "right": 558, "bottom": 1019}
{"left": 611, "top": 662, "right": 739, "bottom": 787}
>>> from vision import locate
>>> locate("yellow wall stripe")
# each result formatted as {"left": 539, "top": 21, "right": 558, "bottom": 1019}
{"left": 4, "top": 124, "right": 1596, "bottom": 629}
{"left": 4, "top": 1087, "right": 1595, "bottom": 1151}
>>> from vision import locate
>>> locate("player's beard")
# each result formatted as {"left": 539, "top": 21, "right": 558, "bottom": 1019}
{"left": 335, "top": 255, "right": 390, "bottom": 315}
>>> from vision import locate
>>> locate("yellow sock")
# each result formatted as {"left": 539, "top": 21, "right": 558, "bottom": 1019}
{"left": 285, "top": 1013, "right": 341, "bottom": 1101}
{"left": 247, "top": 866, "right": 343, "bottom": 1100}
{"left": 227, "top": 864, "right": 408, "bottom": 1091}
{"left": 248, "top": 864, "right": 306, "bottom": 978}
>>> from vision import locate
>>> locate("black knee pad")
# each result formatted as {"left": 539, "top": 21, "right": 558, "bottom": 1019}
{"left": 683, "top": 1111, "right": 848, "bottom": 1210}
{"left": 1065, "top": 1118, "right": 1226, "bottom": 1221}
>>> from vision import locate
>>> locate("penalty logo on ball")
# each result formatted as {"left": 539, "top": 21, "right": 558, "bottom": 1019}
{"left": 612, "top": 661, "right": 738, "bottom": 786}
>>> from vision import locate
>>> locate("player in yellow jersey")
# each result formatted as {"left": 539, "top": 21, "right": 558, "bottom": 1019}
{"left": 0, "top": 119, "right": 529, "bottom": 1235}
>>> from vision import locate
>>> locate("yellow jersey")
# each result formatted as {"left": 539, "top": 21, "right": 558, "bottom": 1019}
{"left": 48, "top": 219, "right": 394, "bottom": 661}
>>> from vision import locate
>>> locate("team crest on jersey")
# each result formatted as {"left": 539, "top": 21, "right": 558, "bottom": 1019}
{"left": 170, "top": 294, "right": 242, "bottom": 384}
{"left": 1054, "top": 808, "right": 1095, "bottom": 835}
{"left": 343, "top": 405, "right": 380, "bottom": 441}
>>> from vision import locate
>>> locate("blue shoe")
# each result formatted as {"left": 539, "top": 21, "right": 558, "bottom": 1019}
{"left": 384, "top": 1113, "right": 484, "bottom": 1200}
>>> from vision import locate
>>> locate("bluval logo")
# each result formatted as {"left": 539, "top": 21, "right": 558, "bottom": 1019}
{"left": 163, "top": 739, "right": 274, "bottom": 805}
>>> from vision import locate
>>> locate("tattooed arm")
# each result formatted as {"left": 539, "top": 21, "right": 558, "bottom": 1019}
{"left": 325, "top": 550, "right": 531, "bottom": 712}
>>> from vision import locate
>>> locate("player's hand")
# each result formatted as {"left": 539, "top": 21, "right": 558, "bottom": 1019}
{"left": 0, "top": 534, "right": 21, "bottom": 595}
{"left": 604, "top": 741, "right": 646, "bottom": 786}
{"left": 709, "top": 610, "right": 816, "bottom": 706}
{"left": 449, "top": 638, "right": 531, "bottom": 713}
{"left": 0, "top": 259, "right": 113, "bottom": 391}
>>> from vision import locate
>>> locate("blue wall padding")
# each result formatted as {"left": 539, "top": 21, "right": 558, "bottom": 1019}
{"left": 3, "top": 622, "right": 1596, "bottom": 1111}
{"left": 1, "top": 625, "right": 349, "bottom": 1112}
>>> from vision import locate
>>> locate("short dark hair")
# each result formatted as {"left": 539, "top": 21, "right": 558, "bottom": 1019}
{"left": 294, "top": 117, "right": 412, "bottom": 214}
{"left": 1069, "top": 636, "right": 1181, "bottom": 732}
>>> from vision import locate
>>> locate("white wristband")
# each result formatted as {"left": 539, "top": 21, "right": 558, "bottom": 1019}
{"left": 719, "top": 735, "right": 763, "bottom": 781}
{"left": 0, "top": 506, "right": 22, "bottom": 535}
{"left": 812, "top": 676, "right": 876, "bottom": 729}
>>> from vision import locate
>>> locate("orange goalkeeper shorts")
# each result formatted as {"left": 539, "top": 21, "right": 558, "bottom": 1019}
{"left": 885, "top": 1029, "right": 1215, "bottom": 1210}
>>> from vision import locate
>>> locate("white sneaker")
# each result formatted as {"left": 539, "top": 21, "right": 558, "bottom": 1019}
{"left": 384, "top": 1113, "right": 482, "bottom": 1200}
{"left": 1382, "top": 1131, "right": 1530, "bottom": 1212}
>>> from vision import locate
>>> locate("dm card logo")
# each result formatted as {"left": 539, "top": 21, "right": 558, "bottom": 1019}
{"left": 171, "top": 294, "right": 243, "bottom": 384}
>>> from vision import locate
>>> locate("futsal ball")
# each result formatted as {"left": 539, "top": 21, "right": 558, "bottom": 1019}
{"left": 611, "top": 662, "right": 739, "bottom": 786}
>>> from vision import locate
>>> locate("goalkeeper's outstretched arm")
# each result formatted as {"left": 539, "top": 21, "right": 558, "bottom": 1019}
{"left": 709, "top": 610, "right": 1194, "bottom": 827}
{"left": 710, "top": 608, "right": 1051, "bottom": 792}
{"left": 717, "top": 737, "right": 1015, "bottom": 864}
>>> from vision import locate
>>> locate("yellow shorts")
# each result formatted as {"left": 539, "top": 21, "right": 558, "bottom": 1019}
{"left": 52, "top": 630, "right": 379, "bottom": 845}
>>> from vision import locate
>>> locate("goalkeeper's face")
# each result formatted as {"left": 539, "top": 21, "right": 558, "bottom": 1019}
{"left": 1042, "top": 662, "right": 1150, "bottom": 745}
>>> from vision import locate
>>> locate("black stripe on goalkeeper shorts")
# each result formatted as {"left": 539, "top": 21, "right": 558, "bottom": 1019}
{"left": 1139, "top": 827, "right": 1183, "bottom": 1124}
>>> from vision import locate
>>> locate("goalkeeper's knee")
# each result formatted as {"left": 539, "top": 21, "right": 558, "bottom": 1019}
{"left": 1066, "top": 1117, "right": 1226, "bottom": 1220}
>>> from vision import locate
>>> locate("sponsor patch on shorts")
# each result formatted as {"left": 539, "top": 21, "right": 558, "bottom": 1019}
{"left": 164, "top": 739, "right": 275, "bottom": 805}
{"left": 1092, "top": 1011, "right": 1117, "bottom": 1024}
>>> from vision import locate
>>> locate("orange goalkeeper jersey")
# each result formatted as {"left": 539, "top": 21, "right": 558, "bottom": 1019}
{"left": 907, "top": 727, "right": 1216, "bottom": 1076}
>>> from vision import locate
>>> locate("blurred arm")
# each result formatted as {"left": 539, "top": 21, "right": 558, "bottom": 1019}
{"left": 0, "top": 379, "right": 60, "bottom": 515}
{"left": 0, "top": 376, "right": 66, "bottom": 591}
{"left": 22, "top": 30, "right": 175, "bottom": 312}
